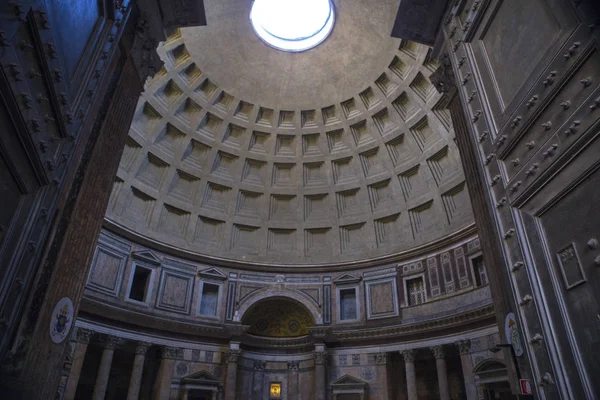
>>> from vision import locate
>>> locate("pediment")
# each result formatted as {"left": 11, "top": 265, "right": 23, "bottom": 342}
{"left": 182, "top": 370, "right": 220, "bottom": 385}
{"left": 330, "top": 374, "right": 368, "bottom": 387}
{"left": 198, "top": 267, "right": 227, "bottom": 281}
{"left": 333, "top": 273, "right": 361, "bottom": 285}
{"left": 131, "top": 250, "right": 161, "bottom": 265}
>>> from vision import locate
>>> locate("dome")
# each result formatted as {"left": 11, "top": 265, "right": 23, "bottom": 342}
{"left": 105, "top": 0, "right": 473, "bottom": 266}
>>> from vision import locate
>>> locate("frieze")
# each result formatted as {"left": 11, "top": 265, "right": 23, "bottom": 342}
{"left": 363, "top": 266, "right": 397, "bottom": 279}
{"left": 286, "top": 276, "right": 320, "bottom": 283}
{"left": 333, "top": 305, "right": 494, "bottom": 341}
{"left": 253, "top": 360, "right": 265, "bottom": 371}
{"left": 162, "top": 257, "right": 196, "bottom": 272}
{"left": 375, "top": 352, "right": 388, "bottom": 365}
{"left": 239, "top": 273, "right": 276, "bottom": 283}
{"left": 401, "top": 261, "right": 424, "bottom": 276}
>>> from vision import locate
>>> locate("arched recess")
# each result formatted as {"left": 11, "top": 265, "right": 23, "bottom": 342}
{"left": 235, "top": 288, "right": 322, "bottom": 325}
{"left": 473, "top": 359, "right": 512, "bottom": 399}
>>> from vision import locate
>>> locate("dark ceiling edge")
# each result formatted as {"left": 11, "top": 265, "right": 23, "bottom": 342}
{"left": 391, "top": 0, "right": 452, "bottom": 46}
{"left": 103, "top": 217, "right": 477, "bottom": 272}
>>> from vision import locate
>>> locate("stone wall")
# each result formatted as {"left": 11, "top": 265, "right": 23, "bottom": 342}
{"left": 83, "top": 229, "right": 492, "bottom": 338}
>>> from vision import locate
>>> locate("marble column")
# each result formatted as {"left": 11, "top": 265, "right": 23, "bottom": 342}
{"left": 224, "top": 348, "right": 241, "bottom": 400}
{"left": 92, "top": 335, "right": 119, "bottom": 400}
{"left": 252, "top": 360, "right": 266, "bottom": 400}
{"left": 431, "top": 346, "right": 450, "bottom": 400}
{"left": 375, "top": 353, "right": 390, "bottom": 400}
{"left": 64, "top": 329, "right": 94, "bottom": 400}
{"left": 314, "top": 344, "right": 327, "bottom": 400}
{"left": 126, "top": 341, "right": 151, "bottom": 400}
{"left": 288, "top": 361, "right": 299, "bottom": 400}
{"left": 153, "top": 346, "right": 179, "bottom": 400}
{"left": 455, "top": 340, "right": 478, "bottom": 400}
{"left": 401, "top": 349, "right": 417, "bottom": 400}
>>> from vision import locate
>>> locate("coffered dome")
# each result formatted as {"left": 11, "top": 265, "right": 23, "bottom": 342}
{"left": 105, "top": 0, "right": 473, "bottom": 266}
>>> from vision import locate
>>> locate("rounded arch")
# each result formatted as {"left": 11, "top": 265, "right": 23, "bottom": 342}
{"left": 235, "top": 288, "right": 322, "bottom": 325}
{"left": 473, "top": 359, "right": 507, "bottom": 373}
{"left": 473, "top": 359, "right": 509, "bottom": 386}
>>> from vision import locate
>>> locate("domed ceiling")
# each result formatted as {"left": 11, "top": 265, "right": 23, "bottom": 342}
{"left": 105, "top": 0, "right": 474, "bottom": 266}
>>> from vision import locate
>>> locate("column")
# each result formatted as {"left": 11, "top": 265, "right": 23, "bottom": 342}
{"left": 153, "top": 346, "right": 179, "bottom": 400}
{"left": 455, "top": 340, "right": 478, "bottom": 400}
{"left": 430, "top": 346, "right": 450, "bottom": 400}
{"left": 375, "top": 353, "right": 390, "bottom": 400}
{"left": 252, "top": 360, "right": 265, "bottom": 400}
{"left": 224, "top": 347, "right": 241, "bottom": 400}
{"left": 314, "top": 344, "right": 327, "bottom": 400}
{"left": 64, "top": 329, "right": 94, "bottom": 400}
{"left": 126, "top": 341, "right": 151, "bottom": 400}
{"left": 401, "top": 349, "right": 417, "bottom": 400}
{"left": 92, "top": 335, "right": 119, "bottom": 400}
{"left": 181, "top": 389, "right": 189, "bottom": 400}
{"left": 288, "top": 361, "right": 299, "bottom": 400}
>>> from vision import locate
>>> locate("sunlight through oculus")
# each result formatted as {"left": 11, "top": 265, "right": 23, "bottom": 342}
{"left": 250, "top": 0, "right": 335, "bottom": 52}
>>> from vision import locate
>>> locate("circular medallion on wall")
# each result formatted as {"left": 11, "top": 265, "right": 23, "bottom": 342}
{"left": 360, "top": 366, "right": 375, "bottom": 382}
{"left": 256, "top": 319, "right": 269, "bottom": 332}
{"left": 49, "top": 297, "right": 74, "bottom": 344}
{"left": 176, "top": 362, "right": 189, "bottom": 376}
{"left": 288, "top": 320, "right": 300, "bottom": 333}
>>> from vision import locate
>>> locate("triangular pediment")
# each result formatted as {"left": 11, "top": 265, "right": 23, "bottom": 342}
{"left": 330, "top": 374, "right": 368, "bottom": 387}
{"left": 182, "top": 370, "right": 220, "bottom": 385}
{"left": 198, "top": 267, "right": 227, "bottom": 281}
{"left": 131, "top": 250, "right": 161, "bottom": 265}
{"left": 333, "top": 273, "right": 361, "bottom": 284}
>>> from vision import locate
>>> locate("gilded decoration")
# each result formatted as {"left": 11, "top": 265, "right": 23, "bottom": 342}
{"left": 242, "top": 299, "right": 314, "bottom": 337}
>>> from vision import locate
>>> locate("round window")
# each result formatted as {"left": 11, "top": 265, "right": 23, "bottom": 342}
{"left": 250, "top": 0, "right": 335, "bottom": 52}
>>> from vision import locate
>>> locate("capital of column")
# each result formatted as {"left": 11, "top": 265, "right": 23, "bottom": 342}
{"left": 135, "top": 341, "right": 152, "bottom": 355}
{"left": 401, "top": 349, "right": 416, "bottom": 363}
{"left": 103, "top": 335, "right": 120, "bottom": 350}
{"left": 288, "top": 361, "right": 300, "bottom": 371}
{"left": 226, "top": 349, "right": 241, "bottom": 363}
{"left": 253, "top": 360, "right": 265, "bottom": 371}
{"left": 429, "top": 50, "right": 457, "bottom": 96}
{"left": 455, "top": 339, "right": 471, "bottom": 355}
{"left": 161, "top": 346, "right": 181, "bottom": 360}
{"left": 76, "top": 328, "right": 94, "bottom": 344}
{"left": 430, "top": 345, "right": 445, "bottom": 359}
{"left": 314, "top": 350, "right": 327, "bottom": 365}
{"left": 375, "top": 352, "right": 388, "bottom": 365}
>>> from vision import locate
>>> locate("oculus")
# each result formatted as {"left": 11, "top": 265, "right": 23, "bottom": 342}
{"left": 250, "top": 0, "right": 335, "bottom": 52}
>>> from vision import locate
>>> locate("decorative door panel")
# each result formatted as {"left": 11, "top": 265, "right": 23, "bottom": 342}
{"left": 466, "top": 0, "right": 579, "bottom": 133}
{"left": 536, "top": 167, "right": 600, "bottom": 398}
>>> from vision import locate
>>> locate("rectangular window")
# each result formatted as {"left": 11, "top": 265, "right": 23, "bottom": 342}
{"left": 339, "top": 288, "right": 357, "bottom": 320}
{"left": 128, "top": 266, "right": 152, "bottom": 302}
{"left": 199, "top": 283, "right": 220, "bottom": 316}
{"left": 473, "top": 255, "right": 488, "bottom": 287}
{"left": 407, "top": 277, "right": 425, "bottom": 306}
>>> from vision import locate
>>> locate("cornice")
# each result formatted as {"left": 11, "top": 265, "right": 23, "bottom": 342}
{"left": 81, "top": 295, "right": 493, "bottom": 347}
{"left": 103, "top": 219, "right": 477, "bottom": 272}
{"left": 331, "top": 304, "right": 494, "bottom": 341}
